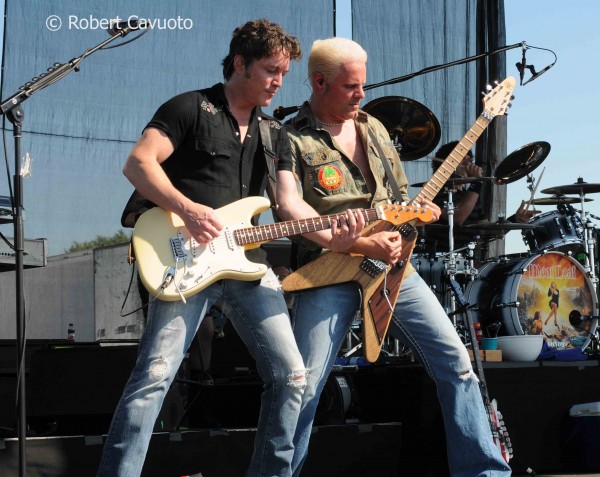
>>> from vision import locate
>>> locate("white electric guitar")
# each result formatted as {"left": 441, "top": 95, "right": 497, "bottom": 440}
{"left": 132, "top": 196, "right": 434, "bottom": 301}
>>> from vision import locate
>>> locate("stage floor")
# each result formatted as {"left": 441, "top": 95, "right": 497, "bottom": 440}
{"left": 1, "top": 341, "right": 600, "bottom": 476}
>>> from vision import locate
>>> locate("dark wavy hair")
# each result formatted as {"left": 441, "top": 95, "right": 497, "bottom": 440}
{"left": 221, "top": 18, "right": 301, "bottom": 80}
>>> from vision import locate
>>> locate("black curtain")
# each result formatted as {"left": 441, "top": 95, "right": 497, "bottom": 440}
{"left": 476, "top": 0, "right": 508, "bottom": 256}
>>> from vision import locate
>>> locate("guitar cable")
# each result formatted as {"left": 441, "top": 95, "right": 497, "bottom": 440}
{"left": 119, "top": 257, "right": 167, "bottom": 318}
{"left": 382, "top": 267, "right": 394, "bottom": 313}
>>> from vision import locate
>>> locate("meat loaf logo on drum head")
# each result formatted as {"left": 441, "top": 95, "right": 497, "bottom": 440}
{"left": 318, "top": 165, "right": 343, "bottom": 191}
{"left": 517, "top": 252, "right": 596, "bottom": 349}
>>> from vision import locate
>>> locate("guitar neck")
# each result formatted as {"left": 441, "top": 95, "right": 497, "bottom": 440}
{"left": 234, "top": 208, "right": 378, "bottom": 245}
{"left": 412, "top": 115, "right": 491, "bottom": 204}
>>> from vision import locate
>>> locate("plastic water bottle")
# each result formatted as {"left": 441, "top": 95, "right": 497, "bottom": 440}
{"left": 67, "top": 323, "right": 75, "bottom": 342}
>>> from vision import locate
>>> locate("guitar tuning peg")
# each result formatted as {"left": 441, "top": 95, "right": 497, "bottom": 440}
{"left": 510, "top": 95, "right": 515, "bottom": 100}
{"left": 485, "top": 84, "right": 492, "bottom": 92}
{"left": 494, "top": 80, "right": 499, "bottom": 85}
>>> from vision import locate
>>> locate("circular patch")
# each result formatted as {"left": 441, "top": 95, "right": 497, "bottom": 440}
{"left": 318, "top": 165, "right": 343, "bottom": 191}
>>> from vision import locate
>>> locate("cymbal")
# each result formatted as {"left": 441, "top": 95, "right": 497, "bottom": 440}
{"left": 362, "top": 96, "right": 441, "bottom": 161}
{"left": 463, "top": 221, "right": 542, "bottom": 232}
{"left": 493, "top": 141, "right": 551, "bottom": 185}
{"left": 541, "top": 178, "right": 600, "bottom": 195}
{"left": 530, "top": 195, "right": 593, "bottom": 205}
{"left": 411, "top": 176, "right": 492, "bottom": 188}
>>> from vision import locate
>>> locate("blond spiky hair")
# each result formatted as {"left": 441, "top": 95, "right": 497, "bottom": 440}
{"left": 308, "top": 37, "right": 367, "bottom": 87}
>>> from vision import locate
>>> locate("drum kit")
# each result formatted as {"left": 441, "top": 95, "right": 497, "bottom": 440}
{"left": 415, "top": 171, "right": 600, "bottom": 354}
{"left": 358, "top": 96, "right": 600, "bottom": 356}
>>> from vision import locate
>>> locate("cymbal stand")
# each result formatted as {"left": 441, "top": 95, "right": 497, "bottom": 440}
{"left": 445, "top": 186, "right": 458, "bottom": 320}
{"left": 465, "top": 241, "right": 479, "bottom": 282}
{"left": 579, "top": 190, "right": 598, "bottom": 286}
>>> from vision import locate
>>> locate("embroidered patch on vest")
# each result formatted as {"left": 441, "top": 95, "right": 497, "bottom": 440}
{"left": 318, "top": 165, "right": 343, "bottom": 190}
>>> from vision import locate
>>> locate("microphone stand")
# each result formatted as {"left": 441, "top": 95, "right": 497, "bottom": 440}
{"left": 363, "top": 41, "right": 527, "bottom": 91}
{"left": 273, "top": 41, "right": 529, "bottom": 119}
{"left": 0, "top": 25, "right": 142, "bottom": 476}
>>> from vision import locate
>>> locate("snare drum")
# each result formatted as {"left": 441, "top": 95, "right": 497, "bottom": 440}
{"left": 411, "top": 253, "right": 469, "bottom": 312}
{"left": 464, "top": 251, "right": 597, "bottom": 350}
{"left": 522, "top": 209, "right": 584, "bottom": 254}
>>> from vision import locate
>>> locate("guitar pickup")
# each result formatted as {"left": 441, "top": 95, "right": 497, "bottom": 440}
{"left": 170, "top": 236, "right": 187, "bottom": 259}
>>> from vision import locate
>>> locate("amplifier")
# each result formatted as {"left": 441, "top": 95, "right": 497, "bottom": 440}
{"left": 0, "top": 236, "right": 47, "bottom": 267}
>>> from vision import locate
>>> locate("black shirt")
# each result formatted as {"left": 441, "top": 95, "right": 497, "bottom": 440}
{"left": 147, "top": 83, "right": 273, "bottom": 209}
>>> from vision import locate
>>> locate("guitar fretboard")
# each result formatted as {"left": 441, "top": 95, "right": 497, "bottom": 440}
{"left": 412, "top": 115, "right": 491, "bottom": 204}
{"left": 234, "top": 208, "right": 378, "bottom": 245}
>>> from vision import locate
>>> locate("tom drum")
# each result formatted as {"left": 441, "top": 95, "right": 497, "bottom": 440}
{"left": 522, "top": 208, "right": 584, "bottom": 254}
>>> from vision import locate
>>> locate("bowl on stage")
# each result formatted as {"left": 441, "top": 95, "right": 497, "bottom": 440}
{"left": 497, "top": 335, "right": 544, "bottom": 361}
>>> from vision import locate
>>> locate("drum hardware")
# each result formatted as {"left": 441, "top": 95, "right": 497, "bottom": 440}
{"left": 506, "top": 267, "right": 527, "bottom": 276}
{"left": 445, "top": 183, "right": 461, "bottom": 317}
{"left": 341, "top": 312, "right": 364, "bottom": 358}
{"left": 584, "top": 215, "right": 599, "bottom": 285}
{"left": 493, "top": 141, "right": 551, "bottom": 185}
{"left": 438, "top": 185, "right": 480, "bottom": 317}
{"left": 362, "top": 96, "right": 441, "bottom": 161}
{"left": 522, "top": 166, "right": 546, "bottom": 216}
{"left": 494, "top": 301, "right": 519, "bottom": 309}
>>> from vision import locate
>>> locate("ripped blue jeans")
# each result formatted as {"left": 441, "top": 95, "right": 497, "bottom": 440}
{"left": 291, "top": 272, "right": 511, "bottom": 477}
{"left": 97, "top": 269, "right": 305, "bottom": 477}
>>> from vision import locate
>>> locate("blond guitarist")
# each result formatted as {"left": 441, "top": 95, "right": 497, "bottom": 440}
{"left": 275, "top": 37, "right": 512, "bottom": 477}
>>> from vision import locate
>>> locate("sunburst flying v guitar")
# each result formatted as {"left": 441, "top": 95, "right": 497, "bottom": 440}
{"left": 132, "top": 196, "right": 433, "bottom": 301}
{"left": 282, "top": 77, "right": 516, "bottom": 362}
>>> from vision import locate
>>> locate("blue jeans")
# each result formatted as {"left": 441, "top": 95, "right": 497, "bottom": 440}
{"left": 291, "top": 271, "right": 512, "bottom": 477}
{"left": 97, "top": 269, "right": 305, "bottom": 477}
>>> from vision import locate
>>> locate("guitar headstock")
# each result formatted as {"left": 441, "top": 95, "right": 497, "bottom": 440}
{"left": 378, "top": 203, "right": 435, "bottom": 225}
{"left": 482, "top": 76, "right": 516, "bottom": 120}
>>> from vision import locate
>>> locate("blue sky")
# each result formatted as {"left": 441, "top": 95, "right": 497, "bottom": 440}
{"left": 503, "top": 0, "right": 600, "bottom": 254}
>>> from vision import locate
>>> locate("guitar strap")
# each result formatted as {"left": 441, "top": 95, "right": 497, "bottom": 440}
{"left": 367, "top": 129, "right": 405, "bottom": 203}
{"left": 258, "top": 116, "right": 278, "bottom": 206}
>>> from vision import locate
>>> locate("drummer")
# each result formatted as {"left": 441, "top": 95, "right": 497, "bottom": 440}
{"left": 431, "top": 141, "right": 540, "bottom": 226}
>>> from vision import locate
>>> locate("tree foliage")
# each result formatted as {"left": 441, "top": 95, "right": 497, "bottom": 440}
{"left": 65, "top": 230, "right": 130, "bottom": 253}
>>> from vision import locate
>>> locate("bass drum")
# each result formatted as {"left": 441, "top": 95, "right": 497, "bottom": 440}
{"left": 464, "top": 251, "right": 597, "bottom": 350}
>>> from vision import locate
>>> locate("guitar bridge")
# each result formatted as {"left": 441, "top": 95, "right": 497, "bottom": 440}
{"left": 360, "top": 258, "right": 388, "bottom": 278}
{"left": 170, "top": 235, "right": 187, "bottom": 259}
